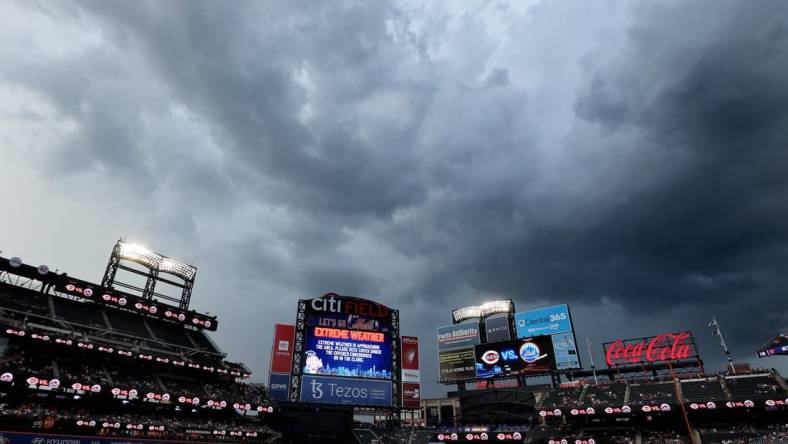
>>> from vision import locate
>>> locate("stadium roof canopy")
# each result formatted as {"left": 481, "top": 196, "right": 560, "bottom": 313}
{"left": 757, "top": 334, "right": 788, "bottom": 358}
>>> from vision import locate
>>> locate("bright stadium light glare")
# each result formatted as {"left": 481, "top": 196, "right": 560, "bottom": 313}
{"left": 159, "top": 258, "right": 197, "bottom": 281}
{"left": 117, "top": 241, "right": 161, "bottom": 270}
{"left": 453, "top": 299, "right": 514, "bottom": 323}
{"left": 452, "top": 306, "right": 482, "bottom": 323}
{"left": 480, "top": 300, "right": 514, "bottom": 317}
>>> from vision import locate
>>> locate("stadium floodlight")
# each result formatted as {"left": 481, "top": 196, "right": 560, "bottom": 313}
{"left": 480, "top": 300, "right": 515, "bottom": 317}
{"left": 117, "top": 241, "right": 161, "bottom": 270}
{"left": 452, "top": 306, "right": 483, "bottom": 323}
{"left": 453, "top": 300, "right": 515, "bottom": 323}
{"left": 159, "top": 258, "right": 197, "bottom": 281}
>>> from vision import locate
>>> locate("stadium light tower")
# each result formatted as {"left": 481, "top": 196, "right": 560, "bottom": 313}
{"left": 452, "top": 300, "right": 514, "bottom": 324}
{"left": 101, "top": 239, "right": 197, "bottom": 310}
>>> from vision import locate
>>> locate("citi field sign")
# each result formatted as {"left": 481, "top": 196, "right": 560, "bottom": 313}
{"left": 308, "top": 293, "right": 391, "bottom": 319}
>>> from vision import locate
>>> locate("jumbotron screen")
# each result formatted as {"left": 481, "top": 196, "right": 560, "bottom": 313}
{"left": 302, "top": 326, "right": 392, "bottom": 380}
{"left": 474, "top": 336, "right": 555, "bottom": 378}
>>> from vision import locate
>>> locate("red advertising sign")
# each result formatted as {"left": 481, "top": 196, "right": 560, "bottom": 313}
{"left": 270, "top": 324, "right": 296, "bottom": 373}
{"left": 401, "top": 336, "right": 420, "bottom": 383}
{"left": 402, "top": 382, "right": 421, "bottom": 408}
{"left": 604, "top": 332, "right": 698, "bottom": 367}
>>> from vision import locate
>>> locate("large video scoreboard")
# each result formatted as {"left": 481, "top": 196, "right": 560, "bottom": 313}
{"left": 294, "top": 294, "right": 398, "bottom": 407}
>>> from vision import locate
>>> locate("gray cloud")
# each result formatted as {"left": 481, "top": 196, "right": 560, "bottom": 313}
{"left": 1, "top": 0, "right": 786, "bottom": 397}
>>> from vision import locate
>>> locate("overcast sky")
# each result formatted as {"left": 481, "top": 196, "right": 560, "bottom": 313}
{"left": 1, "top": 0, "right": 787, "bottom": 398}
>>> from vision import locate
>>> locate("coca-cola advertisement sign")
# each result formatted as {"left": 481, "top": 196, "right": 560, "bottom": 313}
{"left": 603, "top": 332, "right": 698, "bottom": 367}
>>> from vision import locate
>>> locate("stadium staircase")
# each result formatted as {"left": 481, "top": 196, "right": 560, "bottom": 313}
{"left": 352, "top": 428, "right": 380, "bottom": 444}
{"left": 775, "top": 374, "right": 788, "bottom": 392}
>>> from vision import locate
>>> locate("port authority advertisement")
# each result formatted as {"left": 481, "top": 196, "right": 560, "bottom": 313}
{"left": 300, "top": 375, "right": 392, "bottom": 406}
{"left": 437, "top": 324, "right": 481, "bottom": 350}
{"left": 514, "top": 304, "right": 572, "bottom": 337}
{"left": 437, "top": 324, "right": 480, "bottom": 382}
{"left": 474, "top": 336, "right": 555, "bottom": 378}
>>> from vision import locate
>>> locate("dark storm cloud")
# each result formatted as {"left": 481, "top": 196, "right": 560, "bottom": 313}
{"left": 3, "top": 0, "right": 788, "bottom": 394}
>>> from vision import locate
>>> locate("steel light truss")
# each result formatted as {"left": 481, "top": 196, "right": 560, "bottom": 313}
{"left": 101, "top": 239, "right": 197, "bottom": 310}
{"left": 452, "top": 300, "right": 515, "bottom": 324}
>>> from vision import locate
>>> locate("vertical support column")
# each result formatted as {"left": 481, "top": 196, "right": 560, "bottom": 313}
{"left": 288, "top": 299, "right": 307, "bottom": 401}
{"left": 101, "top": 241, "right": 121, "bottom": 288}
{"left": 391, "top": 309, "right": 401, "bottom": 408}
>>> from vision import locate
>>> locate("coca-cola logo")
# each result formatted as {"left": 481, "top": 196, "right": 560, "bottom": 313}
{"left": 606, "top": 332, "right": 693, "bottom": 366}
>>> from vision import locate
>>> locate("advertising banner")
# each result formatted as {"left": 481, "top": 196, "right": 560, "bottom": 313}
{"left": 551, "top": 332, "right": 581, "bottom": 370}
{"left": 305, "top": 294, "right": 393, "bottom": 331}
{"left": 270, "top": 324, "right": 296, "bottom": 373}
{"left": 0, "top": 432, "right": 181, "bottom": 444}
{"left": 268, "top": 372, "right": 290, "bottom": 401}
{"left": 303, "top": 326, "right": 392, "bottom": 380}
{"left": 603, "top": 331, "right": 697, "bottom": 367}
{"left": 485, "top": 316, "right": 512, "bottom": 343}
{"left": 402, "top": 382, "right": 421, "bottom": 408}
{"left": 401, "top": 336, "right": 420, "bottom": 383}
{"left": 514, "top": 304, "right": 573, "bottom": 338}
{"left": 437, "top": 324, "right": 481, "bottom": 351}
{"left": 300, "top": 375, "right": 392, "bottom": 406}
{"left": 438, "top": 348, "right": 477, "bottom": 382}
{"left": 474, "top": 336, "right": 555, "bottom": 378}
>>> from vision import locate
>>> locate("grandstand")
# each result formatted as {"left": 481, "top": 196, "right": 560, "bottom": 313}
{"left": 0, "top": 254, "right": 278, "bottom": 443}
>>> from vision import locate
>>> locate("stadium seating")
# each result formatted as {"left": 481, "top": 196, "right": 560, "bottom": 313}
{"left": 0, "top": 267, "right": 274, "bottom": 444}
{"left": 105, "top": 308, "right": 155, "bottom": 339}
{"left": 724, "top": 373, "right": 787, "bottom": 400}
{"left": 539, "top": 386, "right": 583, "bottom": 408}
{"left": 581, "top": 382, "right": 627, "bottom": 406}
{"left": 627, "top": 382, "right": 677, "bottom": 405}
{"left": 53, "top": 297, "right": 107, "bottom": 328}
{"left": 680, "top": 377, "right": 727, "bottom": 402}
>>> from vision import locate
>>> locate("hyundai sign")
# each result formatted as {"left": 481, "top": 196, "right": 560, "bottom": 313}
{"left": 300, "top": 375, "right": 392, "bottom": 406}
{"left": 514, "top": 304, "right": 573, "bottom": 338}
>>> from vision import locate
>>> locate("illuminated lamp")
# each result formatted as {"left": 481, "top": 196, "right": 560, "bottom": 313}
{"left": 452, "top": 306, "right": 482, "bottom": 323}
{"left": 480, "top": 300, "right": 514, "bottom": 317}
{"left": 159, "top": 258, "right": 197, "bottom": 281}
{"left": 452, "top": 300, "right": 514, "bottom": 323}
{"left": 117, "top": 242, "right": 161, "bottom": 269}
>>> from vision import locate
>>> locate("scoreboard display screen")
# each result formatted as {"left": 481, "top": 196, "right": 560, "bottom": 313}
{"left": 474, "top": 336, "right": 555, "bottom": 378}
{"left": 303, "top": 326, "right": 392, "bottom": 380}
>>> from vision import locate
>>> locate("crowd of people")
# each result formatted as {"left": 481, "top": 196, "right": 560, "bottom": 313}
{"left": 0, "top": 403, "right": 280, "bottom": 443}
{"left": 698, "top": 424, "right": 788, "bottom": 444}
